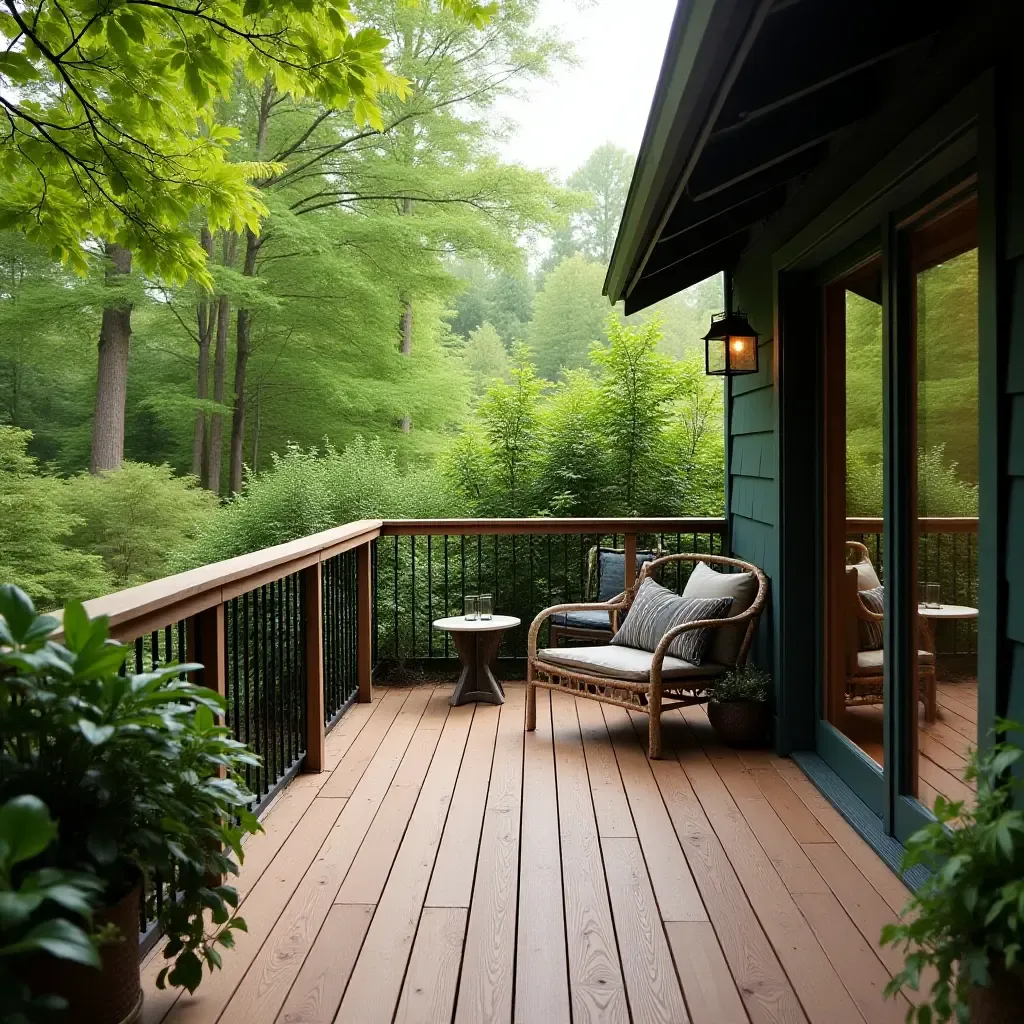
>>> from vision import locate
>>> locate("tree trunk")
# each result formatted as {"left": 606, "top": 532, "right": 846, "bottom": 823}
{"left": 229, "top": 228, "right": 260, "bottom": 495}
{"left": 228, "top": 79, "right": 273, "bottom": 495}
{"left": 398, "top": 195, "right": 413, "bottom": 432}
{"left": 192, "top": 227, "right": 215, "bottom": 479}
{"left": 90, "top": 243, "right": 133, "bottom": 473}
{"left": 205, "top": 231, "right": 237, "bottom": 493}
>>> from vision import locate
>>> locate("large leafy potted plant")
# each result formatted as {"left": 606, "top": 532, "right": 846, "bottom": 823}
{"left": 881, "top": 721, "right": 1024, "bottom": 1024}
{"left": 707, "top": 665, "right": 772, "bottom": 747}
{"left": 0, "top": 585, "right": 261, "bottom": 1022}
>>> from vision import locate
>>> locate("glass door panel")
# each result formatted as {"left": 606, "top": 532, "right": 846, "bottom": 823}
{"left": 907, "top": 198, "right": 979, "bottom": 820}
{"left": 821, "top": 255, "right": 887, "bottom": 811}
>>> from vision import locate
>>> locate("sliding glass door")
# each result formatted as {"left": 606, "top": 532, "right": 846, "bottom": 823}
{"left": 817, "top": 187, "right": 981, "bottom": 836}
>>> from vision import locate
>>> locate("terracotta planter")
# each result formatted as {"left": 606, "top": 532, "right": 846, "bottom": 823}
{"left": 966, "top": 962, "right": 1024, "bottom": 1024}
{"left": 707, "top": 699, "right": 771, "bottom": 748}
{"left": 22, "top": 882, "right": 143, "bottom": 1024}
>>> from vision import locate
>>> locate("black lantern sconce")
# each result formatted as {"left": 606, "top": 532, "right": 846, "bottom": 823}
{"left": 703, "top": 271, "right": 759, "bottom": 376}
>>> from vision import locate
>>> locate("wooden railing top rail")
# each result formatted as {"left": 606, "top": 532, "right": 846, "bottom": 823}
{"left": 845, "top": 517, "right": 978, "bottom": 534}
{"left": 52, "top": 519, "right": 383, "bottom": 641}
{"left": 48, "top": 516, "right": 728, "bottom": 642}
{"left": 379, "top": 517, "right": 727, "bottom": 536}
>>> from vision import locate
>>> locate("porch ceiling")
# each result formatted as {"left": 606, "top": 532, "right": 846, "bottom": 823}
{"left": 606, "top": 0, "right": 959, "bottom": 314}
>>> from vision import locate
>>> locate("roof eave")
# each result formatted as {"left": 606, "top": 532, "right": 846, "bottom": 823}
{"left": 604, "top": 0, "right": 767, "bottom": 306}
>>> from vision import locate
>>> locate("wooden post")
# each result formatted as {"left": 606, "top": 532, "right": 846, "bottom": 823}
{"left": 624, "top": 532, "right": 637, "bottom": 591}
{"left": 193, "top": 605, "right": 226, "bottom": 702}
{"left": 356, "top": 541, "right": 373, "bottom": 703}
{"left": 302, "top": 563, "right": 326, "bottom": 772}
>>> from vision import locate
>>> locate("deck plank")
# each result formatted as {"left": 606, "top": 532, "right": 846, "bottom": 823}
{"left": 515, "top": 689, "right": 571, "bottom": 1024}
{"left": 576, "top": 697, "right": 636, "bottom": 838}
{"left": 425, "top": 702, "right": 501, "bottom": 908}
{"left": 215, "top": 685, "right": 437, "bottom": 1024}
{"left": 640, "top": 718, "right": 806, "bottom": 1024}
{"left": 338, "top": 702, "right": 475, "bottom": 1023}
{"left": 454, "top": 687, "right": 526, "bottom": 1024}
{"left": 601, "top": 837, "right": 691, "bottom": 1024}
{"left": 665, "top": 922, "right": 748, "bottom": 1024}
{"left": 551, "top": 693, "right": 629, "bottom": 1024}
{"left": 675, "top": 711, "right": 865, "bottom": 1024}
{"left": 602, "top": 706, "right": 708, "bottom": 922}
{"left": 274, "top": 904, "right": 373, "bottom": 1024}
{"left": 394, "top": 907, "right": 468, "bottom": 1024}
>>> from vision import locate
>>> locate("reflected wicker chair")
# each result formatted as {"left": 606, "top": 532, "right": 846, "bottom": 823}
{"left": 527, "top": 553, "right": 768, "bottom": 758}
{"left": 844, "top": 541, "right": 936, "bottom": 721}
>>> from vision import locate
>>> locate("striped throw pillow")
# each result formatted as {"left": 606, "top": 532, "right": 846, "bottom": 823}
{"left": 611, "top": 578, "right": 733, "bottom": 665}
{"left": 858, "top": 586, "right": 885, "bottom": 651}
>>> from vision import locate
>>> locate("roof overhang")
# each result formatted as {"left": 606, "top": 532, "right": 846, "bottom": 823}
{"left": 605, "top": 0, "right": 954, "bottom": 314}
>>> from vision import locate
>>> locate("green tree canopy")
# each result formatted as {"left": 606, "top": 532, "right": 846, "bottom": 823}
{"left": 529, "top": 254, "right": 612, "bottom": 380}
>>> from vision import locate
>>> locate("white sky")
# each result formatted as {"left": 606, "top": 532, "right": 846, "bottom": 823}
{"left": 495, "top": 0, "right": 679, "bottom": 182}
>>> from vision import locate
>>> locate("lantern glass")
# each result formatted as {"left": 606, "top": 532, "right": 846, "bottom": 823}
{"left": 702, "top": 310, "right": 759, "bottom": 376}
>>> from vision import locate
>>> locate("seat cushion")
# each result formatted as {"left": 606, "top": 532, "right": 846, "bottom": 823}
{"left": 536, "top": 644, "right": 727, "bottom": 683}
{"left": 550, "top": 609, "right": 613, "bottom": 632}
{"left": 682, "top": 560, "right": 758, "bottom": 665}
{"left": 610, "top": 578, "right": 732, "bottom": 665}
{"left": 855, "top": 649, "right": 934, "bottom": 674}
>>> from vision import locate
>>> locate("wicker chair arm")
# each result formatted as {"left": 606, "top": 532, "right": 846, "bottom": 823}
{"left": 649, "top": 616, "right": 736, "bottom": 673}
{"left": 854, "top": 592, "right": 884, "bottom": 622}
{"left": 527, "top": 599, "right": 627, "bottom": 658}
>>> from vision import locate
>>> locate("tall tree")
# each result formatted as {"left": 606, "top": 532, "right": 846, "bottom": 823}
{"left": 529, "top": 255, "right": 613, "bottom": 380}
{"left": 566, "top": 144, "right": 634, "bottom": 264}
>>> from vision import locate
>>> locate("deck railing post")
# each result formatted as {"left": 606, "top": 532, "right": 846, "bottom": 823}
{"left": 302, "top": 562, "right": 326, "bottom": 772}
{"left": 625, "top": 532, "right": 637, "bottom": 591}
{"left": 357, "top": 540, "right": 373, "bottom": 703}
{"left": 192, "top": 604, "right": 226, "bottom": 704}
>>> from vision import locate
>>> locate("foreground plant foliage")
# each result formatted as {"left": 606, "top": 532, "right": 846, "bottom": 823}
{"left": 881, "top": 721, "right": 1024, "bottom": 1023}
{"left": 0, "top": 584, "right": 262, "bottom": 998}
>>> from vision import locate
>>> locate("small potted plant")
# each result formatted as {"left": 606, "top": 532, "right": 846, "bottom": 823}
{"left": 881, "top": 720, "right": 1024, "bottom": 1024}
{"left": 0, "top": 585, "right": 261, "bottom": 1022}
{"left": 707, "top": 665, "right": 772, "bottom": 747}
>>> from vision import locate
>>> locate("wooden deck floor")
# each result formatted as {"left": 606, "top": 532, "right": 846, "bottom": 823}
{"left": 141, "top": 683, "right": 920, "bottom": 1024}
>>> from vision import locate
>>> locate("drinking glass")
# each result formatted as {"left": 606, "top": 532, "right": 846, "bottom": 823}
{"left": 919, "top": 582, "right": 941, "bottom": 609}
{"left": 479, "top": 594, "right": 493, "bottom": 620}
{"left": 464, "top": 595, "right": 479, "bottom": 621}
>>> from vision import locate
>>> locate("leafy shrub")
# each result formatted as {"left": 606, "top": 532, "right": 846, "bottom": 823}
{"left": 712, "top": 665, "right": 771, "bottom": 703}
{"left": 0, "top": 427, "right": 111, "bottom": 608}
{"left": 62, "top": 462, "right": 218, "bottom": 589}
{"left": 881, "top": 721, "right": 1024, "bottom": 1022}
{"left": 0, "top": 585, "right": 260, "bottom": 995}
{"left": 175, "top": 437, "right": 466, "bottom": 567}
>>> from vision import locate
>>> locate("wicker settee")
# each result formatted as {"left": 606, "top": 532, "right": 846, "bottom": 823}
{"left": 526, "top": 553, "right": 768, "bottom": 758}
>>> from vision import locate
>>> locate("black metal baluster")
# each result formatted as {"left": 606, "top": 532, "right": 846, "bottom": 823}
{"left": 393, "top": 535, "right": 400, "bottom": 660}
{"left": 477, "top": 534, "right": 483, "bottom": 599}
{"left": 444, "top": 536, "right": 450, "bottom": 658}
{"left": 278, "top": 578, "right": 286, "bottom": 775}
{"left": 460, "top": 534, "right": 467, "bottom": 617}
{"left": 529, "top": 535, "right": 535, "bottom": 645}
{"left": 411, "top": 535, "right": 416, "bottom": 658}
{"left": 371, "top": 539, "right": 379, "bottom": 669}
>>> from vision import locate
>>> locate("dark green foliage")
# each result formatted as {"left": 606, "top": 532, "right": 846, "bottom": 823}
{"left": 0, "top": 795, "right": 104, "bottom": 1024}
{"left": 0, "top": 585, "right": 261, "bottom": 995}
{"left": 881, "top": 721, "right": 1024, "bottom": 1023}
{"left": 712, "top": 665, "right": 772, "bottom": 704}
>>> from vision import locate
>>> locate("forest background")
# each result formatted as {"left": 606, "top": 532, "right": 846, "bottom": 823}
{"left": 0, "top": 0, "right": 725, "bottom": 607}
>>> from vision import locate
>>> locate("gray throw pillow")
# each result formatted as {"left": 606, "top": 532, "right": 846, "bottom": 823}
{"left": 611, "top": 578, "right": 733, "bottom": 665}
{"left": 858, "top": 586, "right": 884, "bottom": 651}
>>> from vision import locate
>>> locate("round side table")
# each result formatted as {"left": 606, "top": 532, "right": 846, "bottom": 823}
{"left": 432, "top": 615, "right": 521, "bottom": 706}
{"left": 917, "top": 604, "right": 978, "bottom": 653}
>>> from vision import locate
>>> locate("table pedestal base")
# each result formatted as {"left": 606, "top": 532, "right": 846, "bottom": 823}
{"left": 451, "top": 630, "right": 505, "bottom": 706}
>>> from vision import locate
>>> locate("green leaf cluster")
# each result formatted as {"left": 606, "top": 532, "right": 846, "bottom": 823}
{"left": 711, "top": 665, "right": 772, "bottom": 704}
{"left": 880, "top": 721, "right": 1024, "bottom": 1022}
{"left": 0, "top": 584, "right": 262, "bottom": 997}
{"left": 0, "top": 795, "right": 104, "bottom": 1024}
